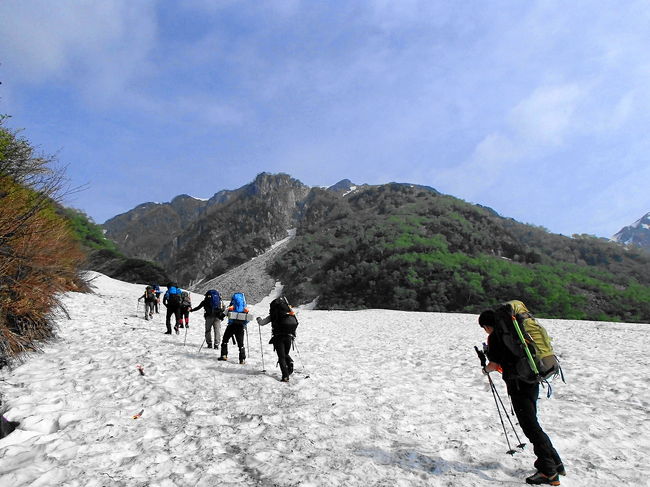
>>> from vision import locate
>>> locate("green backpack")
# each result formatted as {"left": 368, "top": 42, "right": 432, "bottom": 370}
{"left": 504, "top": 300, "right": 562, "bottom": 381}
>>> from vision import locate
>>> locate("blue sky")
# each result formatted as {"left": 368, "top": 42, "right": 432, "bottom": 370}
{"left": 1, "top": 1, "right": 649, "bottom": 238}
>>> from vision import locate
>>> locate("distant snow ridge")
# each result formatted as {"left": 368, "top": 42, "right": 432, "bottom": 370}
{"left": 612, "top": 212, "right": 650, "bottom": 249}
{"left": 192, "top": 229, "right": 295, "bottom": 304}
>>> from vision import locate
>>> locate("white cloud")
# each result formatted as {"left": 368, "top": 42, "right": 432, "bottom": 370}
{"left": 509, "top": 83, "right": 584, "bottom": 146}
{"left": 0, "top": 1, "right": 157, "bottom": 101}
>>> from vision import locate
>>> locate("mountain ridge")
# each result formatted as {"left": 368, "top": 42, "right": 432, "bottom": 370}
{"left": 100, "top": 173, "right": 650, "bottom": 322}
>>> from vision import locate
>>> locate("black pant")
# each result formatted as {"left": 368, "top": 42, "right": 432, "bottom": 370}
{"left": 221, "top": 322, "right": 246, "bottom": 360}
{"left": 165, "top": 306, "right": 182, "bottom": 333}
{"left": 272, "top": 336, "right": 294, "bottom": 379}
{"left": 507, "top": 381, "right": 562, "bottom": 475}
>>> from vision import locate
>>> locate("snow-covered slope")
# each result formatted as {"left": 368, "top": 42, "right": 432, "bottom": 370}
{"left": 0, "top": 272, "right": 648, "bottom": 486}
{"left": 192, "top": 229, "right": 296, "bottom": 304}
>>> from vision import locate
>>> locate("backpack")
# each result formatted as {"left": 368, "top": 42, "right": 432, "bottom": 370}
{"left": 269, "top": 296, "right": 298, "bottom": 337}
{"left": 145, "top": 285, "right": 156, "bottom": 301}
{"left": 227, "top": 292, "right": 249, "bottom": 323}
{"left": 493, "top": 300, "right": 562, "bottom": 384}
{"left": 230, "top": 292, "right": 247, "bottom": 313}
{"left": 181, "top": 291, "right": 191, "bottom": 307}
{"left": 205, "top": 290, "right": 225, "bottom": 319}
{"left": 167, "top": 286, "right": 182, "bottom": 306}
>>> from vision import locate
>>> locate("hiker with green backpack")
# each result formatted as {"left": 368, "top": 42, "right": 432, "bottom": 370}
{"left": 478, "top": 300, "right": 564, "bottom": 486}
{"left": 137, "top": 285, "right": 157, "bottom": 320}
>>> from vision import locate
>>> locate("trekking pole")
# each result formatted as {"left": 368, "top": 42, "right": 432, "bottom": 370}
{"left": 258, "top": 322, "right": 266, "bottom": 372}
{"left": 474, "top": 346, "right": 520, "bottom": 455}
{"left": 183, "top": 324, "right": 189, "bottom": 346}
{"left": 489, "top": 377, "right": 525, "bottom": 449}
{"left": 245, "top": 325, "right": 251, "bottom": 359}
{"left": 293, "top": 339, "right": 310, "bottom": 379}
{"left": 136, "top": 301, "right": 140, "bottom": 316}
{"left": 198, "top": 338, "right": 205, "bottom": 353}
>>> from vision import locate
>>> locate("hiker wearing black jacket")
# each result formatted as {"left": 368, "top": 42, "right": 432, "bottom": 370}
{"left": 479, "top": 309, "right": 564, "bottom": 486}
{"left": 191, "top": 292, "right": 225, "bottom": 349}
{"left": 162, "top": 283, "right": 183, "bottom": 335}
{"left": 257, "top": 296, "right": 298, "bottom": 382}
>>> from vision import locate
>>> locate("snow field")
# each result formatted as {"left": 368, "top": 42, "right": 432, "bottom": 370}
{"left": 0, "top": 272, "right": 649, "bottom": 486}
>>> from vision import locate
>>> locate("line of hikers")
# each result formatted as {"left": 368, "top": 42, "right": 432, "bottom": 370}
{"left": 138, "top": 283, "right": 299, "bottom": 382}
{"left": 139, "top": 286, "right": 564, "bottom": 484}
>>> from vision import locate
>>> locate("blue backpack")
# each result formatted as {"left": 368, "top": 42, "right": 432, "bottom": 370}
{"left": 230, "top": 292, "right": 246, "bottom": 313}
{"left": 167, "top": 286, "right": 182, "bottom": 306}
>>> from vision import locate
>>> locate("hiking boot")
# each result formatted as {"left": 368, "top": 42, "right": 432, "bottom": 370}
{"left": 149, "top": 313, "right": 153, "bottom": 318}
{"left": 179, "top": 324, "right": 184, "bottom": 328}
{"left": 207, "top": 344, "right": 213, "bottom": 349}
{"left": 287, "top": 361, "right": 294, "bottom": 375}
{"left": 174, "top": 325, "right": 179, "bottom": 334}
{"left": 218, "top": 356, "right": 228, "bottom": 361}
{"left": 556, "top": 464, "right": 566, "bottom": 476}
{"left": 525, "top": 471, "right": 560, "bottom": 485}
{"left": 281, "top": 377, "right": 290, "bottom": 382}
{"left": 239, "top": 359, "right": 246, "bottom": 364}
{"left": 164, "top": 331, "right": 172, "bottom": 335}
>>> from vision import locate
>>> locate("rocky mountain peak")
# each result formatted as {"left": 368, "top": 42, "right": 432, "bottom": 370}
{"left": 612, "top": 212, "right": 650, "bottom": 250}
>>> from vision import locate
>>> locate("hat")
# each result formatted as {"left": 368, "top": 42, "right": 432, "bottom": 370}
{"left": 478, "top": 309, "right": 496, "bottom": 328}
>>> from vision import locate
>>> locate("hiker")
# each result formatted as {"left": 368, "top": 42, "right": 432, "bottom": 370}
{"left": 218, "top": 292, "right": 249, "bottom": 364}
{"left": 257, "top": 296, "right": 298, "bottom": 382}
{"left": 153, "top": 284, "right": 161, "bottom": 313}
{"left": 162, "top": 282, "right": 184, "bottom": 335}
{"left": 137, "top": 285, "right": 157, "bottom": 320}
{"left": 179, "top": 291, "right": 192, "bottom": 328}
{"left": 191, "top": 290, "right": 226, "bottom": 349}
{"left": 478, "top": 302, "right": 564, "bottom": 486}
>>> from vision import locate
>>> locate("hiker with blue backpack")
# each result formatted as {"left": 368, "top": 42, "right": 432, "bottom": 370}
{"left": 153, "top": 284, "right": 161, "bottom": 313}
{"left": 191, "top": 290, "right": 226, "bottom": 349}
{"left": 478, "top": 300, "right": 564, "bottom": 486}
{"left": 218, "top": 292, "right": 249, "bottom": 364}
{"left": 162, "top": 282, "right": 184, "bottom": 335}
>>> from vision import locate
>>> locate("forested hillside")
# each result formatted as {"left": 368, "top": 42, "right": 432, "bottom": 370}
{"left": 271, "top": 184, "right": 650, "bottom": 322}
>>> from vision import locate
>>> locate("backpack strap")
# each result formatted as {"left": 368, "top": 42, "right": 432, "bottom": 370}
{"left": 510, "top": 316, "right": 540, "bottom": 376}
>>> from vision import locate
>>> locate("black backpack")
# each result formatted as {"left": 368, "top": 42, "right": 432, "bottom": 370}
{"left": 269, "top": 296, "right": 298, "bottom": 337}
{"left": 491, "top": 304, "right": 539, "bottom": 384}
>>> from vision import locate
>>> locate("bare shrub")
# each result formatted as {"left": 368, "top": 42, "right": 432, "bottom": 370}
{"left": 0, "top": 116, "right": 86, "bottom": 365}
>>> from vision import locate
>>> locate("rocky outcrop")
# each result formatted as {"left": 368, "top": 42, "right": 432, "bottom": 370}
{"left": 102, "top": 196, "right": 210, "bottom": 261}
{"left": 166, "top": 173, "right": 310, "bottom": 284}
{"left": 612, "top": 212, "right": 650, "bottom": 251}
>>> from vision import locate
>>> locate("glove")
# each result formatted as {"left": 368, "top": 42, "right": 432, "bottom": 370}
{"left": 256, "top": 317, "right": 263, "bottom": 325}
